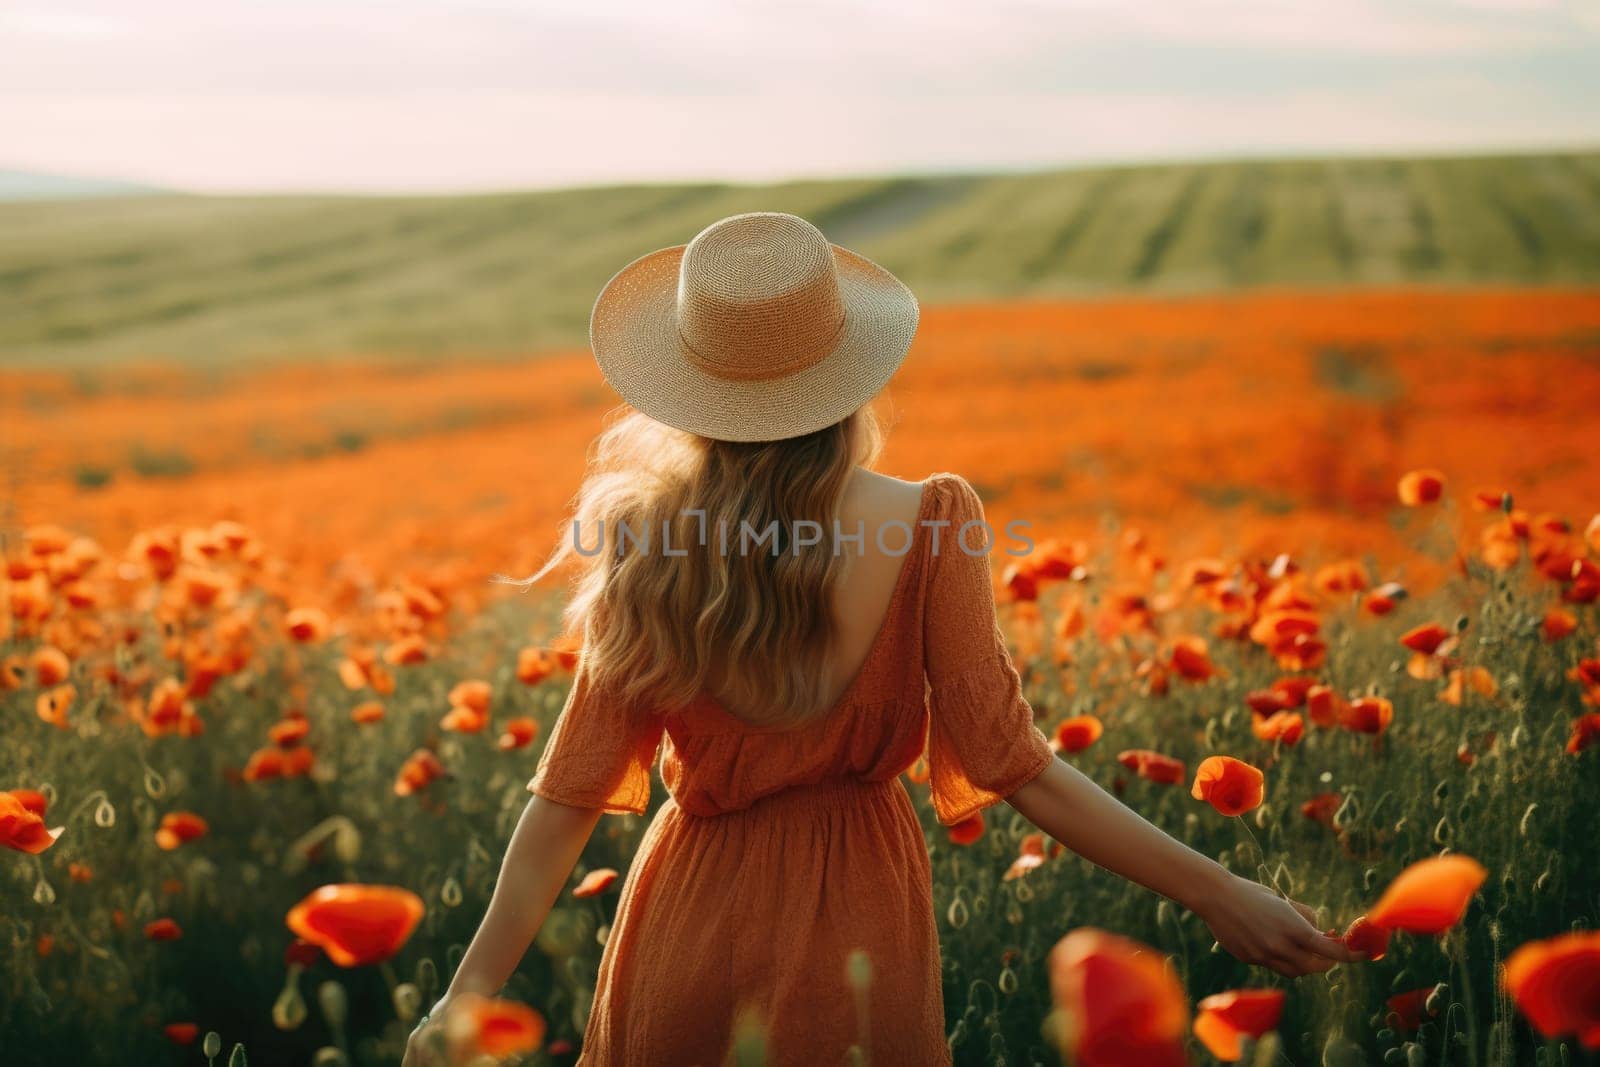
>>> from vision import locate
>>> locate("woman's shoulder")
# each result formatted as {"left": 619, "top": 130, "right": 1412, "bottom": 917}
{"left": 847, "top": 469, "right": 983, "bottom": 524}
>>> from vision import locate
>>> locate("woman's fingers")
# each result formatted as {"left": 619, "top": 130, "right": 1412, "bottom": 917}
{"left": 1297, "top": 923, "right": 1364, "bottom": 963}
{"left": 1287, "top": 898, "right": 1321, "bottom": 928}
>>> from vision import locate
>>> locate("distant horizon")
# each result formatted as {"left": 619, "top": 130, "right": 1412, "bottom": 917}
{"left": 6, "top": 141, "right": 1599, "bottom": 200}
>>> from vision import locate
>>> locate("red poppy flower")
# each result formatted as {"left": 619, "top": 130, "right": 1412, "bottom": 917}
{"left": 1341, "top": 915, "right": 1389, "bottom": 961}
{"left": 1300, "top": 792, "right": 1341, "bottom": 829}
{"left": 1117, "top": 750, "right": 1187, "bottom": 786}
{"left": 286, "top": 884, "right": 424, "bottom": 967}
{"left": 446, "top": 994, "right": 547, "bottom": 1059}
{"left": 285, "top": 938, "right": 322, "bottom": 969}
{"left": 573, "top": 868, "right": 619, "bottom": 898}
{"left": 268, "top": 717, "right": 310, "bottom": 748}
{"left": 395, "top": 749, "right": 446, "bottom": 796}
{"left": 1386, "top": 986, "right": 1441, "bottom": 1033}
{"left": 155, "top": 812, "right": 209, "bottom": 851}
{"left": 1004, "top": 833, "right": 1054, "bottom": 881}
{"left": 497, "top": 717, "right": 539, "bottom": 751}
{"left": 1048, "top": 928, "right": 1188, "bottom": 1067}
{"left": 1503, "top": 931, "right": 1600, "bottom": 1048}
{"left": 351, "top": 701, "right": 385, "bottom": 725}
{"left": 1400, "top": 623, "right": 1451, "bottom": 655}
{"left": 948, "top": 813, "right": 985, "bottom": 846}
{"left": 1542, "top": 608, "right": 1578, "bottom": 642}
{"left": 1192, "top": 989, "right": 1285, "bottom": 1062}
{"left": 7, "top": 789, "right": 46, "bottom": 817}
{"left": 1368, "top": 855, "right": 1487, "bottom": 934}
{"left": 1398, "top": 469, "right": 1445, "bottom": 506}
{"left": 31, "top": 645, "right": 71, "bottom": 686}
{"left": 1051, "top": 714, "right": 1103, "bottom": 753}
{"left": 516, "top": 647, "right": 554, "bottom": 686}
{"left": 383, "top": 636, "right": 429, "bottom": 667}
{"left": 440, "top": 705, "right": 488, "bottom": 733}
{"left": 1, "top": 791, "right": 62, "bottom": 854}
{"left": 1339, "top": 696, "right": 1393, "bottom": 736}
{"left": 144, "top": 918, "right": 183, "bottom": 941}
{"left": 163, "top": 1023, "right": 199, "bottom": 1045}
{"left": 1169, "top": 636, "right": 1221, "bottom": 682}
{"left": 1251, "top": 711, "right": 1304, "bottom": 746}
{"left": 448, "top": 679, "right": 492, "bottom": 713}
{"left": 1191, "top": 756, "right": 1265, "bottom": 817}
{"left": 284, "top": 608, "right": 330, "bottom": 643}
{"left": 1568, "top": 714, "right": 1600, "bottom": 755}
{"left": 242, "top": 747, "right": 286, "bottom": 782}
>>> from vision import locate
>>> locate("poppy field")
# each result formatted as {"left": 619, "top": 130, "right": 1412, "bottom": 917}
{"left": 5, "top": 284, "right": 1600, "bottom": 1066}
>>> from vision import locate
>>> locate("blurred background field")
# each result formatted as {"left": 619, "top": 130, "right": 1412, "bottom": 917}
{"left": 3, "top": 146, "right": 1599, "bottom": 1065}
{"left": 3, "top": 150, "right": 1599, "bottom": 366}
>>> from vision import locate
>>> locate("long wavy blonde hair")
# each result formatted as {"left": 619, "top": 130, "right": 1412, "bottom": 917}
{"left": 512, "top": 405, "right": 884, "bottom": 729}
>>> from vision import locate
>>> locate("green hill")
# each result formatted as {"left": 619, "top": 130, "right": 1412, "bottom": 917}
{"left": 2, "top": 150, "right": 1598, "bottom": 367}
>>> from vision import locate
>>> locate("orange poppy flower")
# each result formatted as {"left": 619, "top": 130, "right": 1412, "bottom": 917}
{"left": 163, "top": 1023, "right": 199, "bottom": 1045}
{"left": 904, "top": 755, "right": 930, "bottom": 785}
{"left": 1051, "top": 714, "right": 1103, "bottom": 753}
{"left": 1367, "top": 854, "right": 1487, "bottom": 934}
{"left": 68, "top": 862, "right": 93, "bottom": 883}
{"left": 144, "top": 918, "right": 183, "bottom": 941}
{"left": 350, "top": 700, "right": 385, "bottom": 725}
{"left": 1191, "top": 756, "right": 1265, "bottom": 817}
{"left": 155, "top": 812, "right": 209, "bottom": 851}
{"left": 1440, "top": 666, "right": 1497, "bottom": 707}
{"left": 1047, "top": 928, "right": 1188, "bottom": 1067}
{"left": 1117, "top": 749, "right": 1187, "bottom": 786}
{"left": 1251, "top": 711, "right": 1304, "bottom": 746}
{"left": 573, "top": 868, "right": 619, "bottom": 898}
{"left": 1567, "top": 714, "right": 1600, "bottom": 755}
{"left": 284, "top": 607, "right": 330, "bottom": 643}
{"left": 497, "top": 717, "right": 538, "bottom": 751}
{"left": 268, "top": 717, "right": 311, "bottom": 748}
{"left": 242, "top": 747, "right": 286, "bottom": 782}
{"left": 1397, "top": 469, "right": 1445, "bottom": 506}
{"left": 395, "top": 749, "right": 446, "bottom": 796}
{"left": 440, "top": 705, "right": 488, "bottom": 733}
{"left": 1542, "top": 608, "right": 1578, "bottom": 642}
{"left": 1503, "top": 930, "right": 1600, "bottom": 1048}
{"left": 549, "top": 634, "right": 583, "bottom": 671}
{"left": 445, "top": 994, "right": 547, "bottom": 1059}
{"left": 283, "top": 746, "right": 315, "bottom": 778}
{"left": 383, "top": 635, "right": 429, "bottom": 666}
{"left": 1341, "top": 915, "right": 1389, "bottom": 961}
{"left": 1, "top": 791, "right": 62, "bottom": 854}
{"left": 948, "top": 813, "right": 985, "bottom": 846}
{"left": 1169, "top": 636, "right": 1220, "bottom": 682}
{"left": 35, "top": 684, "right": 74, "bottom": 729}
{"left": 1192, "top": 989, "right": 1284, "bottom": 1062}
{"left": 448, "top": 679, "right": 492, "bottom": 713}
{"left": 1399, "top": 623, "right": 1450, "bottom": 655}
{"left": 516, "top": 647, "right": 554, "bottom": 686}
{"left": 1003, "top": 832, "right": 1057, "bottom": 881}
{"left": 31, "top": 645, "right": 71, "bottom": 686}
{"left": 1339, "top": 696, "right": 1393, "bottom": 736}
{"left": 286, "top": 884, "right": 424, "bottom": 967}
{"left": 1300, "top": 792, "right": 1341, "bottom": 829}
{"left": 7, "top": 789, "right": 46, "bottom": 817}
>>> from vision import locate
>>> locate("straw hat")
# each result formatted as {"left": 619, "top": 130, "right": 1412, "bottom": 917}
{"left": 589, "top": 211, "right": 919, "bottom": 443}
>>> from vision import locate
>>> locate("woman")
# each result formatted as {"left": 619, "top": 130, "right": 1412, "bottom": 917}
{"left": 404, "top": 212, "right": 1356, "bottom": 1066}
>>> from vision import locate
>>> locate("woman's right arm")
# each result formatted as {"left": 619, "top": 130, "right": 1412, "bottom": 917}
{"left": 1007, "top": 758, "right": 1360, "bottom": 977}
{"left": 402, "top": 794, "right": 601, "bottom": 1066}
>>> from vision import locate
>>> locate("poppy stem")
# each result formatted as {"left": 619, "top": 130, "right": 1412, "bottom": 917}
{"left": 1450, "top": 932, "right": 1480, "bottom": 1067}
{"left": 1234, "top": 817, "right": 1287, "bottom": 899}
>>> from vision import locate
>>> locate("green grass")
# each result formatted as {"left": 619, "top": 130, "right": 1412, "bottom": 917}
{"left": 2, "top": 150, "right": 1598, "bottom": 368}
{"left": 2, "top": 514, "right": 1596, "bottom": 1065}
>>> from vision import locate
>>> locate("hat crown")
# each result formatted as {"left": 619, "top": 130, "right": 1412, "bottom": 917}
{"left": 675, "top": 212, "right": 846, "bottom": 382}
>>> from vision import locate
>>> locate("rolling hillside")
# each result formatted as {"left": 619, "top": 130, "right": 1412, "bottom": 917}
{"left": 2, "top": 151, "right": 1598, "bottom": 366}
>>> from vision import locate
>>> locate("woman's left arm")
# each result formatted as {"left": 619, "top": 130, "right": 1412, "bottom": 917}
{"left": 403, "top": 794, "right": 602, "bottom": 1065}
{"left": 1007, "top": 757, "right": 1360, "bottom": 977}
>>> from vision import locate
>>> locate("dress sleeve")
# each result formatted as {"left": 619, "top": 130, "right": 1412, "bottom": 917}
{"left": 922, "top": 474, "right": 1056, "bottom": 825}
{"left": 527, "top": 666, "right": 665, "bottom": 815}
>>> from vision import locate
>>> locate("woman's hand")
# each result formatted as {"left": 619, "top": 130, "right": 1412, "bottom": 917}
{"left": 1195, "top": 872, "right": 1362, "bottom": 977}
{"left": 401, "top": 998, "right": 451, "bottom": 1067}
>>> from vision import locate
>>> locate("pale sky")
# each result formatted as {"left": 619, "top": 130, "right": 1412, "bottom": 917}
{"left": 2, "top": 0, "right": 1597, "bottom": 193}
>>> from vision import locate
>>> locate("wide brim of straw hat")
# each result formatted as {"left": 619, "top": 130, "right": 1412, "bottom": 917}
{"left": 589, "top": 242, "right": 919, "bottom": 443}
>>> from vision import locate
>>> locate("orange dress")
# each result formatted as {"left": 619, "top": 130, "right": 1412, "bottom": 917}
{"left": 527, "top": 472, "right": 1057, "bottom": 1066}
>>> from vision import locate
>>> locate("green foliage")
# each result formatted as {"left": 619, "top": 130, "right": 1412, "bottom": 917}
{"left": 1, "top": 549, "right": 1595, "bottom": 1066}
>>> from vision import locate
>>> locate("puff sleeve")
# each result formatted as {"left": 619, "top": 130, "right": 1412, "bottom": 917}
{"left": 527, "top": 667, "right": 665, "bottom": 815}
{"left": 922, "top": 474, "right": 1056, "bottom": 825}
